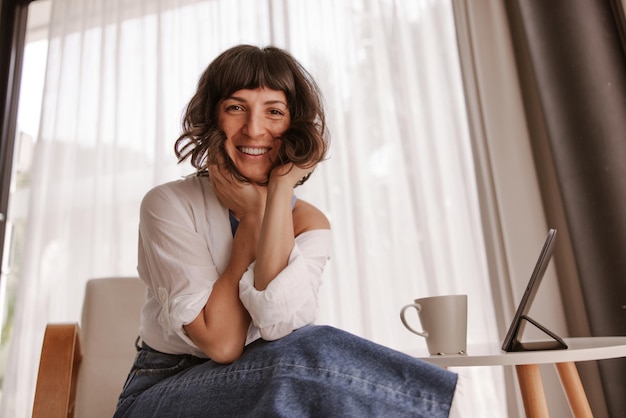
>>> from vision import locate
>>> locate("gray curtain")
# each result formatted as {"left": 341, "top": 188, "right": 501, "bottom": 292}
{"left": 0, "top": 0, "right": 30, "bottom": 272}
{"left": 505, "top": 0, "right": 626, "bottom": 416}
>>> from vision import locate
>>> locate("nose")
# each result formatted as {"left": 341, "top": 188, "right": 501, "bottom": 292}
{"left": 243, "top": 111, "right": 266, "bottom": 139}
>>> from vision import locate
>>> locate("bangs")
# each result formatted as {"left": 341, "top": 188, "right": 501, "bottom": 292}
{"left": 215, "top": 47, "right": 296, "bottom": 99}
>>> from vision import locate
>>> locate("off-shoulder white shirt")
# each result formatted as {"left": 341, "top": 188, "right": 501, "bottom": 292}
{"left": 137, "top": 175, "right": 332, "bottom": 358}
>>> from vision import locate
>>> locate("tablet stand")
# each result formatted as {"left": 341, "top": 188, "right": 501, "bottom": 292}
{"left": 507, "top": 315, "right": 568, "bottom": 352}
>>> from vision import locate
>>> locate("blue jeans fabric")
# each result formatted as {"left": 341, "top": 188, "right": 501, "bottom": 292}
{"left": 114, "top": 325, "right": 457, "bottom": 417}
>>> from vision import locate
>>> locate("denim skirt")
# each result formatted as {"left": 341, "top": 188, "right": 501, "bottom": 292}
{"left": 114, "top": 325, "right": 457, "bottom": 418}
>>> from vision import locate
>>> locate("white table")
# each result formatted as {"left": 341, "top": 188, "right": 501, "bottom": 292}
{"left": 405, "top": 336, "right": 626, "bottom": 417}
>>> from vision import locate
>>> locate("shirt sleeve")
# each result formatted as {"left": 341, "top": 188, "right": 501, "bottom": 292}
{"left": 238, "top": 229, "right": 332, "bottom": 341}
{"left": 138, "top": 183, "right": 225, "bottom": 348}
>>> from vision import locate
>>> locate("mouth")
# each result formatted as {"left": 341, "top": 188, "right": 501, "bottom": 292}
{"left": 238, "top": 146, "right": 271, "bottom": 156}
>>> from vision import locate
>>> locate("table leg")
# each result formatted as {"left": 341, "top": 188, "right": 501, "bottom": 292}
{"left": 554, "top": 362, "right": 593, "bottom": 418}
{"left": 515, "top": 364, "right": 550, "bottom": 418}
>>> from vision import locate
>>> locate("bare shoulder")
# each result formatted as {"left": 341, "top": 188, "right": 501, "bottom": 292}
{"left": 293, "top": 199, "right": 330, "bottom": 236}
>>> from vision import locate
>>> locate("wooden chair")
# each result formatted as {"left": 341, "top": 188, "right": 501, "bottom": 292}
{"left": 32, "top": 277, "right": 146, "bottom": 418}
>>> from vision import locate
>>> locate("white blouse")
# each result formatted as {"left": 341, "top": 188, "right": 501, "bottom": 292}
{"left": 137, "top": 174, "right": 332, "bottom": 358}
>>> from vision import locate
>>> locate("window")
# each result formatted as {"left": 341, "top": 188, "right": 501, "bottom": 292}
{"left": 1, "top": 1, "right": 505, "bottom": 416}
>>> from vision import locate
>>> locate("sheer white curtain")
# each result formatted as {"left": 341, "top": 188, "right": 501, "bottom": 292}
{"left": 2, "top": 0, "right": 506, "bottom": 416}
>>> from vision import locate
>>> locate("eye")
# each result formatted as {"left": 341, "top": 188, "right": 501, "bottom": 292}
{"left": 226, "top": 104, "right": 244, "bottom": 112}
{"left": 268, "top": 109, "right": 285, "bottom": 116}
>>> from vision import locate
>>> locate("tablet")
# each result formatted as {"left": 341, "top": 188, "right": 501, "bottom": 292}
{"left": 501, "top": 228, "right": 568, "bottom": 352}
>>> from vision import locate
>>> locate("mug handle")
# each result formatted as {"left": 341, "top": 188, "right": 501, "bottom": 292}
{"left": 400, "top": 303, "right": 429, "bottom": 338}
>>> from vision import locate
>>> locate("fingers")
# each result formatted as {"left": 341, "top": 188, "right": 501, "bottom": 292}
{"left": 270, "top": 162, "right": 316, "bottom": 187}
{"left": 275, "top": 162, "right": 315, "bottom": 177}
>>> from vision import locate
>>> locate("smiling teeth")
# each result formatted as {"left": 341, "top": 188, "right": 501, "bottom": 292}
{"left": 240, "top": 147, "right": 269, "bottom": 155}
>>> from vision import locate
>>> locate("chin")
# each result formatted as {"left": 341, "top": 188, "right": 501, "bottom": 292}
{"left": 251, "top": 176, "right": 270, "bottom": 186}
{"left": 239, "top": 165, "right": 271, "bottom": 183}
{"left": 239, "top": 171, "right": 269, "bottom": 185}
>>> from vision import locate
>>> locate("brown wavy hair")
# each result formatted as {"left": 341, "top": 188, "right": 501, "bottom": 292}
{"left": 174, "top": 45, "right": 328, "bottom": 186}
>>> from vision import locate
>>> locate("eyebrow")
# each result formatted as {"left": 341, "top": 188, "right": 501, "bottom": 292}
{"left": 225, "top": 96, "right": 288, "bottom": 107}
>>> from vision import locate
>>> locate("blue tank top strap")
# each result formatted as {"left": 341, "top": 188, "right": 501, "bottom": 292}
{"left": 229, "top": 211, "right": 239, "bottom": 236}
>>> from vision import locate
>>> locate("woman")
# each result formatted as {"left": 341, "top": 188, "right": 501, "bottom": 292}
{"left": 114, "top": 45, "right": 459, "bottom": 417}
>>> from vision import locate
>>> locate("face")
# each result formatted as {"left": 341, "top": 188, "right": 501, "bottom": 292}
{"left": 218, "top": 87, "right": 290, "bottom": 184}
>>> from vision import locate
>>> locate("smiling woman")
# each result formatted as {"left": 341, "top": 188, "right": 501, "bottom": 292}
{"left": 112, "top": 44, "right": 460, "bottom": 417}
{"left": 175, "top": 45, "right": 327, "bottom": 187}
{"left": 1, "top": 1, "right": 506, "bottom": 416}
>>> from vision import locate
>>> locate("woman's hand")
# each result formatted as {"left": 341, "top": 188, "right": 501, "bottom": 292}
{"left": 270, "top": 162, "right": 316, "bottom": 188}
{"left": 208, "top": 164, "right": 265, "bottom": 220}
{"left": 251, "top": 162, "right": 313, "bottom": 291}
{"left": 186, "top": 165, "right": 265, "bottom": 363}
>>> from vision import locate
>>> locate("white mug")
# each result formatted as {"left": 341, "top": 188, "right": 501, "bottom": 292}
{"left": 400, "top": 294, "right": 467, "bottom": 355}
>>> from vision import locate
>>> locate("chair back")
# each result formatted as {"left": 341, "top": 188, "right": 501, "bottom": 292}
{"left": 74, "top": 277, "right": 145, "bottom": 418}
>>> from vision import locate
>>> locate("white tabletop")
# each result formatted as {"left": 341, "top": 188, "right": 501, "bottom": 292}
{"left": 403, "top": 336, "right": 626, "bottom": 367}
